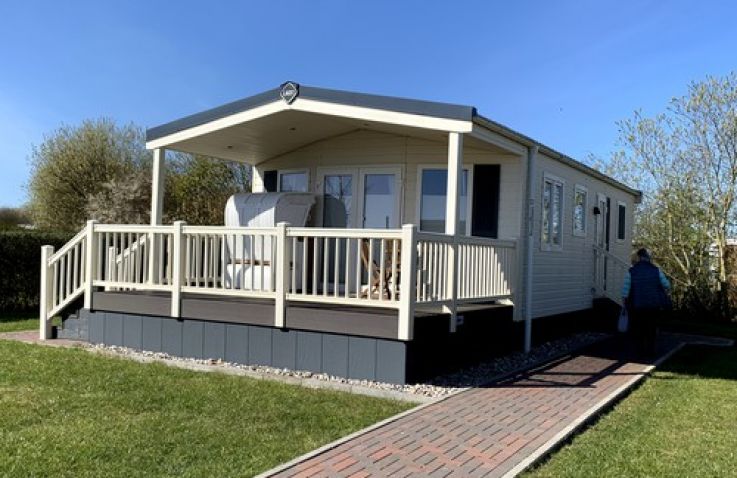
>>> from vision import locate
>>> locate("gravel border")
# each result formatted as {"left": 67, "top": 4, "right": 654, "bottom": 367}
{"left": 82, "top": 331, "right": 607, "bottom": 402}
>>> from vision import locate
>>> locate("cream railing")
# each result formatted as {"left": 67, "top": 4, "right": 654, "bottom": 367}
{"left": 38, "top": 227, "right": 88, "bottom": 339}
{"left": 40, "top": 221, "right": 518, "bottom": 341}
{"left": 414, "top": 232, "right": 517, "bottom": 307}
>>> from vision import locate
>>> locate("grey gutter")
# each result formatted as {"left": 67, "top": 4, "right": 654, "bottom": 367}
{"left": 146, "top": 83, "right": 475, "bottom": 142}
{"left": 473, "top": 115, "right": 642, "bottom": 201}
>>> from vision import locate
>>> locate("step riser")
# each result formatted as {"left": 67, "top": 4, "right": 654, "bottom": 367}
{"left": 58, "top": 312, "right": 89, "bottom": 341}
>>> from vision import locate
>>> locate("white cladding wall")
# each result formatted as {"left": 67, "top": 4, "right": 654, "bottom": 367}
{"left": 530, "top": 152, "right": 636, "bottom": 318}
{"left": 254, "top": 130, "right": 524, "bottom": 240}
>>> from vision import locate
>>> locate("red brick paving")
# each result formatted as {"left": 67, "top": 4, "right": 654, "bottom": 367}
{"left": 267, "top": 336, "right": 683, "bottom": 478}
{"left": 0, "top": 330, "right": 82, "bottom": 348}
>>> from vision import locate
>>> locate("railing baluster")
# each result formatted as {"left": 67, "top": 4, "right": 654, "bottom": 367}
{"left": 313, "top": 237, "right": 319, "bottom": 296}
{"left": 322, "top": 237, "right": 329, "bottom": 296}
{"left": 334, "top": 237, "right": 340, "bottom": 298}
{"left": 344, "top": 237, "right": 350, "bottom": 299}
{"left": 289, "top": 236, "right": 295, "bottom": 294}
{"left": 392, "top": 238, "right": 399, "bottom": 302}
{"left": 355, "top": 238, "right": 361, "bottom": 299}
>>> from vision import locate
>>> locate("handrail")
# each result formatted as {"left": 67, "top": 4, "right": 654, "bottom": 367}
{"left": 48, "top": 228, "right": 87, "bottom": 264}
{"left": 593, "top": 244, "right": 630, "bottom": 268}
{"left": 39, "top": 226, "right": 88, "bottom": 339}
{"left": 593, "top": 245, "right": 630, "bottom": 306}
{"left": 287, "top": 227, "right": 404, "bottom": 239}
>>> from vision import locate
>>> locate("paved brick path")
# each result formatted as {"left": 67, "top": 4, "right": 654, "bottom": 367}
{"left": 0, "top": 330, "right": 81, "bottom": 348}
{"left": 265, "top": 335, "right": 688, "bottom": 478}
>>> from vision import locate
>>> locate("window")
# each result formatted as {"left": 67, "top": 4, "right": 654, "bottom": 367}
{"left": 418, "top": 168, "right": 469, "bottom": 234}
{"left": 542, "top": 175, "right": 564, "bottom": 249}
{"left": 617, "top": 202, "right": 627, "bottom": 241}
{"left": 573, "top": 185, "right": 588, "bottom": 237}
{"left": 278, "top": 171, "right": 308, "bottom": 192}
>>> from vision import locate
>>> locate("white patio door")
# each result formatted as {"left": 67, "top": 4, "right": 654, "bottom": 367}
{"left": 358, "top": 167, "right": 402, "bottom": 229}
{"left": 317, "top": 167, "right": 402, "bottom": 229}
{"left": 316, "top": 167, "right": 402, "bottom": 296}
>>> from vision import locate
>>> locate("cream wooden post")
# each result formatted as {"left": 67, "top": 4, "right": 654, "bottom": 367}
{"left": 39, "top": 245, "right": 54, "bottom": 340}
{"left": 149, "top": 148, "right": 166, "bottom": 285}
{"left": 445, "top": 132, "right": 463, "bottom": 332}
{"left": 150, "top": 148, "right": 166, "bottom": 225}
{"left": 398, "top": 224, "right": 417, "bottom": 341}
{"left": 83, "top": 220, "right": 97, "bottom": 309}
{"left": 171, "top": 221, "right": 184, "bottom": 317}
{"left": 274, "top": 222, "right": 289, "bottom": 328}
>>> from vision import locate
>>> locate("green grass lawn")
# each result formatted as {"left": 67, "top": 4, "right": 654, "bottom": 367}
{"left": 0, "top": 340, "right": 413, "bottom": 477}
{"left": 526, "top": 344, "right": 737, "bottom": 477}
{"left": 0, "top": 313, "right": 38, "bottom": 333}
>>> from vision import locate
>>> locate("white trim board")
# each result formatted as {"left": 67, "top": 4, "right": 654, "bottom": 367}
{"left": 146, "top": 99, "right": 473, "bottom": 150}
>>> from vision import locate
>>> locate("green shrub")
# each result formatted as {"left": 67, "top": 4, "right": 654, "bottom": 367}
{"left": 0, "top": 230, "right": 72, "bottom": 313}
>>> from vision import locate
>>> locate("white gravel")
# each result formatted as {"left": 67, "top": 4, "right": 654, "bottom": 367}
{"left": 84, "top": 332, "right": 607, "bottom": 402}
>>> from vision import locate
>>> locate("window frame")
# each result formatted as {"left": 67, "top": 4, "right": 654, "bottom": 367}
{"left": 415, "top": 164, "right": 474, "bottom": 235}
{"left": 616, "top": 200, "right": 627, "bottom": 242}
{"left": 572, "top": 184, "right": 588, "bottom": 238}
{"left": 277, "top": 169, "right": 310, "bottom": 193}
{"left": 541, "top": 173, "right": 565, "bottom": 252}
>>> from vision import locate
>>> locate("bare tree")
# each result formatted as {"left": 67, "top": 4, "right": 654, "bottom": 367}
{"left": 598, "top": 73, "right": 737, "bottom": 315}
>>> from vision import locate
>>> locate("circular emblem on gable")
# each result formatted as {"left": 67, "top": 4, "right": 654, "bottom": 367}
{"left": 280, "top": 81, "right": 299, "bottom": 104}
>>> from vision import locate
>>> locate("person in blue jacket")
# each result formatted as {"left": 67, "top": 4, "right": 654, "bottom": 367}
{"left": 621, "top": 248, "right": 671, "bottom": 355}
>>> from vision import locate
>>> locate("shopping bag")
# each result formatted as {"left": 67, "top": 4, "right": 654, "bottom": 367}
{"left": 617, "top": 306, "right": 629, "bottom": 333}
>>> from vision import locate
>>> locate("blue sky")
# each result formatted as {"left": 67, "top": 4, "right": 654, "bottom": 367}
{"left": 1, "top": 0, "right": 735, "bottom": 206}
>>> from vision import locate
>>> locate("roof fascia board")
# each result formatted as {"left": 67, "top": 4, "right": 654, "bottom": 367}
{"left": 146, "top": 98, "right": 472, "bottom": 150}
{"left": 290, "top": 98, "right": 473, "bottom": 133}
{"left": 146, "top": 101, "right": 287, "bottom": 150}
{"left": 469, "top": 123, "right": 526, "bottom": 156}
{"left": 473, "top": 116, "right": 642, "bottom": 201}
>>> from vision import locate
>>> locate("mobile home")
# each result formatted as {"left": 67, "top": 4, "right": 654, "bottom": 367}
{"left": 40, "top": 82, "right": 639, "bottom": 384}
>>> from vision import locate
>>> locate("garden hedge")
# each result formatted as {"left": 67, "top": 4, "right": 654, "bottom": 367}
{"left": 0, "top": 230, "right": 72, "bottom": 313}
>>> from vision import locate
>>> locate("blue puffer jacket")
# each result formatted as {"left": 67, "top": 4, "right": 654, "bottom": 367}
{"left": 628, "top": 261, "right": 667, "bottom": 309}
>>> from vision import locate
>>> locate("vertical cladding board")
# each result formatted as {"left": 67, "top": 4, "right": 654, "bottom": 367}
{"left": 104, "top": 313, "right": 124, "bottom": 347}
{"left": 161, "top": 319, "right": 183, "bottom": 356}
{"left": 248, "top": 326, "right": 273, "bottom": 366}
{"left": 272, "top": 329, "right": 297, "bottom": 370}
{"left": 203, "top": 322, "right": 226, "bottom": 360}
{"left": 88, "top": 311, "right": 104, "bottom": 344}
{"left": 296, "top": 331, "right": 322, "bottom": 373}
{"left": 376, "top": 340, "right": 406, "bottom": 384}
{"left": 122, "top": 315, "right": 143, "bottom": 350}
{"left": 348, "top": 337, "right": 378, "bottom": 381}
{"left": 182, "top": 320, "right": 204, "bottom": 359}
{"left": 225, "top": 324, "right": 248, "bottom": 364}
{"left": 322, "top": 334, "right": 349, "bottom": 377}
{"left": 141, "top": 316, "right": 163, "bottom": 352}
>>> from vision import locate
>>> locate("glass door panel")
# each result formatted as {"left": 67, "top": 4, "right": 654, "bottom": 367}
{"left": 362, "top": 173, "right": 397, "bottom": 229}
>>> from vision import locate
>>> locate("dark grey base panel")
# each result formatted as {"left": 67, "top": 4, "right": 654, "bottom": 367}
{"left": 84, "top": 310, "right": 408, "bottom": 384}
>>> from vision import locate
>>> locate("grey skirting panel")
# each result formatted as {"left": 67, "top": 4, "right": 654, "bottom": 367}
{"left": 83, "top": 309, "right": 408, "bottom": 384}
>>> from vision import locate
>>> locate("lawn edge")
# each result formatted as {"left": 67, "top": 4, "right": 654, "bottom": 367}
{"left": 504, "top": 341, "right": 687, "bottom": 478}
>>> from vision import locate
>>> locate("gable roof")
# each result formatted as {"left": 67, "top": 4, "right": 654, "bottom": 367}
{"left": 146, "top": 84, "right": 475, "bottom": 142}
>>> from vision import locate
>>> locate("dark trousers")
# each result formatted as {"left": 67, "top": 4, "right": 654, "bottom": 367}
{"left": 628, "top": 307, "right": 661, "bottom": 355}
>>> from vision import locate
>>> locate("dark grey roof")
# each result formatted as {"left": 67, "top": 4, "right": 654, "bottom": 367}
{"left": 146, "top": 83, "right": 476, "bottom": 141}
